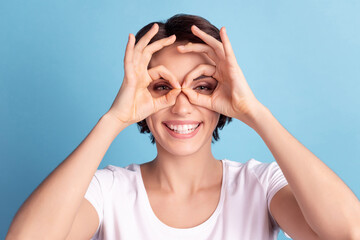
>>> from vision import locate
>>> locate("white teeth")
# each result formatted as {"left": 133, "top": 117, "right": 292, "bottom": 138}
{"left": 166, "top": 123, "right": 200, "bottom": 134}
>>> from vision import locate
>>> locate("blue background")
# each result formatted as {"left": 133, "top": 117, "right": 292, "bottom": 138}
{"left": 1, "top": 0, "right": 359, "bottom": 239}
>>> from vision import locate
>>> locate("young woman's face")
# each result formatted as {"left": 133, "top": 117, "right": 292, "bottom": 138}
{"left": 145, "top": 41, "right": 220, "bottom": 156}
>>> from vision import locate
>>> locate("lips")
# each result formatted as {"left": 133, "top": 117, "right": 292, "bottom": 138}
{"left": 162, "top": 120, "right": 202, "bottom": 139}
{"left": 162, "top": 120, "right": 201, "bottom": 125}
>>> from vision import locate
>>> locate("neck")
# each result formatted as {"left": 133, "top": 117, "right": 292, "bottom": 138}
{"left": 147, "top": 139, "right": 222, "bottom": 196}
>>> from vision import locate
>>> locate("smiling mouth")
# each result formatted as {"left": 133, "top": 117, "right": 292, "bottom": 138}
{"left": 164, "top": 123, "right": 201, "bottom": 135}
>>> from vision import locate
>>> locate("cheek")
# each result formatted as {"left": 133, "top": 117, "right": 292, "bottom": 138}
{"left": 211, "top": 110, "right": 220, "bottom": 121}
{"left": 145, "top": 113, "right": 161, "bottom": 134}
{"left": 145, "top": 117, "right": 154, "bottom": 133}
{"left": 213, "top": 113, "right": 221, "bottom": 128}
{"left": 205, "top": 111, "right": 221, "bottom": 129}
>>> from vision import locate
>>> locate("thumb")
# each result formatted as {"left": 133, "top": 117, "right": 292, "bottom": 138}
{"left": 153, "top": 88, "right": 181, "bottom": 111}
{"left": 181, "top": 88, "right": 213, "bottom": 110}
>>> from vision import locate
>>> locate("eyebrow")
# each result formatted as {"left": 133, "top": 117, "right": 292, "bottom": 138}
{"left": 193, "top": 75, "right": 216, "bottom": 81}
{"left": 157, "top": 75, "right": 216, "bottom": 82}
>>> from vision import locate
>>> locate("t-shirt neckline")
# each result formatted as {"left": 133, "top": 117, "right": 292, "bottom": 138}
{"left": 134, "top": 159, "right": 227, "bottom": 236}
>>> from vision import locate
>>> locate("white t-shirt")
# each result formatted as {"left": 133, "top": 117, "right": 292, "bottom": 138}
{"left": 84, "top": 159, "right": 291, "bottom": 240}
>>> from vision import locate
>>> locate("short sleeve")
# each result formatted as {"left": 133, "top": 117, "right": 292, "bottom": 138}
{"left": 249, "top": 160, "right": 289, "bottom": 229}
{"left": 84, "top": 167, "right": 114, "bottom": 234}
{"left": 264, "top": 161, "right": 289, "bottom": 213}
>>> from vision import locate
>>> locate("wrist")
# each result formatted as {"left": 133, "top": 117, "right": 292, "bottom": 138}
{"left": 236, "top": 100, "right": 270, "bottom": 130}
{"left": 245, "top": 103, "right": 273, "bottom": 132}
{"left": 101, "top": 112, "right": 131, "bottom": 133}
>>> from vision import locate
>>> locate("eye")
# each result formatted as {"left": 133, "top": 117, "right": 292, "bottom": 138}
{"left": 195, "top": 85, "right": 212, "bottom": 91}
{"left": 153, "top": 83, "right": 172, "bottom": 91}
{"left": 193, "top": 83, "right": 215, "bottom": 95}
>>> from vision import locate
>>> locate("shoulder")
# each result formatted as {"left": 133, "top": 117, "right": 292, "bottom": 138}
{"left": 92, "top": 163, "right": 140, "bottom": 191}
{"left": 225, "top": 158, "right": 279, "bottom": 176}
{"left": 96, "top": 163, "right": 138, "bottom": 176}
{"left": 225, "top": 158, "right": 287, "bottom": 190}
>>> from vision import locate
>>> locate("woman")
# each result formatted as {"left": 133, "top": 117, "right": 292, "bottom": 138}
{"left": 6, "top": 14, "right": 360, "bottom": 240}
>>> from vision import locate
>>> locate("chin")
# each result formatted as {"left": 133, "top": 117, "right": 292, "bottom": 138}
{"left": 154, "top": 136, "right": 210, "bottom": 157}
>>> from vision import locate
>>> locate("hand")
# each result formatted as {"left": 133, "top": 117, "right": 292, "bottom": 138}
{"left": 178, "top": 25, "right": 264, "bottom": 125}
{"left": 107, "top": 23, "right": 181, "bottom": 125}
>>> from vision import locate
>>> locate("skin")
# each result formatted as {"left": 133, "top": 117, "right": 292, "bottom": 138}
{"left": 143, "top": 41, "right": 222, "bottom": 195}
{"left": 6, "top": 23, "right": 360, "bottom": 240}
{"left": 138, "top": 41, "right": 224, "bottom": 228}
{"left": 171, "top": 25, "right": 360, "bottom": 239}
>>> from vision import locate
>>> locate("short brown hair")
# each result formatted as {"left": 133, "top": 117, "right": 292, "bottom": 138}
{"left": 135, "top": 13, "right": 232, "bottom": 144}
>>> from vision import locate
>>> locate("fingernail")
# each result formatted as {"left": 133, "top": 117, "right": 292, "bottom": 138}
{"left": 192, "top": 25, "right": 199, "bottom": 30}
{"left": 177, "top": 45, "right": 185, "bottom": 50}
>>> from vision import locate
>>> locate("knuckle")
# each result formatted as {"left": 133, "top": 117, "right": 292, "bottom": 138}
{"left": 163, "top": 36, "right": 174, "bottom": 42}
{"left": 147, "top": 67, "right": 153, "bottom": 74}
{"left": 142, "top": 50, "right": 152, "bottom": 59}
{"left": 156, "top": 65, "right": 166, "bottom": 72}
{"left": 198, "top": 63, "right": 209, "bottom": 70}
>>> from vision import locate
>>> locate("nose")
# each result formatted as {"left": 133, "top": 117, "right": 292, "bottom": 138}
{"left": 171, "top": 91, "right": 194, "bottom": 116}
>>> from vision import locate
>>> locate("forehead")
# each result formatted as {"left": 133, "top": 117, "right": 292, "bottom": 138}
{"left": 148, "top": 42, "right": 214, "bottom": 80}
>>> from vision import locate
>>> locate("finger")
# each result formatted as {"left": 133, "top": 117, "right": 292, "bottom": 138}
{"left": 124, "top": 33, "right": 135, "bottom": 64}
{"left": 177, "top": 43, "right": 217, "bottom": 63}
{"left": 181, "top": 88, "right": 213, "bottom": 110}
{"left": 148, "top": 65, "right": 181, "bottom": 88}
{"left": 146, "top": 34, "right": 176, "bottom": 54}
{"left": 153, "top": 88, "right": 181, "bottom": 111}
{"left": 220, "top": 27, "right": 236, "bottom": 60}
{"left": 134, "top": 23, "right": 159, "bottom": 53}
{"left": 182, "top": 64, "right": 216, "bottom": 88}
{"left": 141, "top": 34, "right": 176, "bottom": 65}
{"left": 123, "top": 33, "right": 136, "bottom": 81}
{"left": 191, "top": 25, "right": 225, "bottom": 57}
